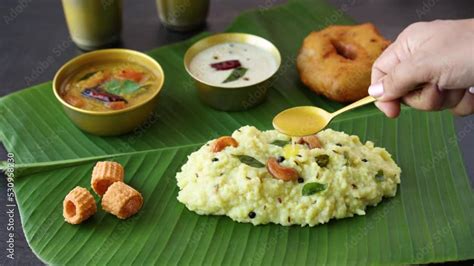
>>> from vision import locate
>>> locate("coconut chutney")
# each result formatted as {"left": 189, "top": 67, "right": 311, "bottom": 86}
{"left": 176, "top": 126, "right": 401, "bottom": 226}
{"left": 188, "top": 42, "right": 278, "bottom": 87}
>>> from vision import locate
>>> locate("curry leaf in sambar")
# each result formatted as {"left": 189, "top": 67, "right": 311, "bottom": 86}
{"left": 102, "top": 79, "right": 142, "bottom": 95}
{"left": 121, "top": 80, "right": 141, "bottom": 94}
{"left": 102, "top": 79, "right": 122, "bottom": 94}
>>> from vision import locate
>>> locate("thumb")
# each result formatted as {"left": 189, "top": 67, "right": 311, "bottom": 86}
{"left": 368, "top": 54, "right": 438, "bottom": 101}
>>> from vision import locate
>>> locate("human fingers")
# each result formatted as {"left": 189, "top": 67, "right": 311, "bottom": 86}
{"left": 401, "top": 84, "right": 445, "bottom": 111}
{"left": 368, "top": 53, "right": 437, "bottom": 101}
{"left": 371, "top": 43, "right": 399, "bottom": 84}
{"left": 374, "top": 100, "right": 401, "bottom": 118}
{"left": 450, "top": 89, "right": 474, "bottom": 116}
{"left": 439, "top": 89, "right": 467, "bottom": 109}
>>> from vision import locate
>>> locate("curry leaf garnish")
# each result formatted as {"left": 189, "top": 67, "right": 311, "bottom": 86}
{"left": 223, "top": 67, "right": 248, "bottom": 83}
{"left": 233, "top": 155, "right": 265, "bottom": 168}
{"left": 121, "top": 80, "right": 141, "bottom": 94}
{"left": 375, "top": 170, "right": 384, "bottom": 181}
{"left": 102, "top": 79, "right": 142, "bottom": 95}
{"left": 102, "top": 79, "right": 121, "bottom": 94}
{"left": 78, "top": 71, "right": 98, "bottom": 81}
{"left": 315, "top": 154, "right": 329, "bottom": 167}
{"left": 302, "top": 182, "right": 327, "bottom": 196}
{"left": 270, "top": 140, "right": 290, "bottom": 147}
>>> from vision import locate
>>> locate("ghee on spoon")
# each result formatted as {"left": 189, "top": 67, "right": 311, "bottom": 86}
{"left": 273, "top": 96, "right": 376, "bottom": 136}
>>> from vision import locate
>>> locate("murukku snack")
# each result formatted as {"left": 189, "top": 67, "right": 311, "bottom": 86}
{"left": 102, "top": 181, "right": 143, "bottom": 219}
{"left": 91, "top": 161, "right": 124, "bottom": 196}
{"left": 63, "top": 187, "right": 97, "bottom": 224}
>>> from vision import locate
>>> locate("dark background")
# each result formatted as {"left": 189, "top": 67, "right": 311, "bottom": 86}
{"left": 0, "top": 0, "right": 473, "bottom": 264}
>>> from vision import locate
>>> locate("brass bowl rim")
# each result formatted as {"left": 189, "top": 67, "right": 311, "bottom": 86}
{"left": 53, "top": 48, "right": 165, "bottom": 116}
{"left": 183, "top": 32, "right": 281, "bottom": 90}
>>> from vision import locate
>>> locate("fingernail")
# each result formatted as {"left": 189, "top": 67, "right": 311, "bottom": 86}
{"left": 368, "top": 82, "right": 384, "bottom": 97}
{"left": 469, "top": 86, "right": 474, "bottom": 94}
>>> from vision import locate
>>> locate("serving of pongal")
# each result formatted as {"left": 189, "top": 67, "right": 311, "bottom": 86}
{"left": 176, "top": 126, "right": 401, "bottom": 226}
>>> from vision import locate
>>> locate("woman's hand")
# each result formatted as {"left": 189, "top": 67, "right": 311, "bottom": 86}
{"left": 369, "top": 19, "right": 474, "bottom": 117}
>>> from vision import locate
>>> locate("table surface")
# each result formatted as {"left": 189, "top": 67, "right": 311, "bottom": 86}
{"left": 0, "top": 0, "right": 473, "bottom": 264}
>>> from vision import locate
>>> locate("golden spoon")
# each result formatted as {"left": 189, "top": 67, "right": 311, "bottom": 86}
{"left": 272, "top": 95, "right": 376, "bottom": 136}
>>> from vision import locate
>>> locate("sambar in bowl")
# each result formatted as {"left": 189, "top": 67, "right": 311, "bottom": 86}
{"left": 53, "top": 49, "right": 164, "bottom": 136}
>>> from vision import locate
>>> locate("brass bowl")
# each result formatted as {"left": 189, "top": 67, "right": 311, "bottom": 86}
{"left": 53, "top": 49, "right": 164, "bottom": 136}
{"left": 184, "top": 33, "right": 281, "bottom": 111}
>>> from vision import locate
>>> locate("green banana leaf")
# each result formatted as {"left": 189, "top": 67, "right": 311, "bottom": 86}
{"left": 1, "top": 0, "right": 473, "bottom": 264}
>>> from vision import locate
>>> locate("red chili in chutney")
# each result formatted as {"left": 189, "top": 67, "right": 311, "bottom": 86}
{"left": 210, "top": 60, "right": 241, "bottom": 70}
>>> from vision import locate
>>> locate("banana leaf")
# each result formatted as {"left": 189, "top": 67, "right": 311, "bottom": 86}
{"left": 1, "top": 0, "right": 473, "bottom": 264}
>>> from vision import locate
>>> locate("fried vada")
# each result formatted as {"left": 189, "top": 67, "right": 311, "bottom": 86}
{"left": 297, "top": 23, "right": 389, "bottom": 102}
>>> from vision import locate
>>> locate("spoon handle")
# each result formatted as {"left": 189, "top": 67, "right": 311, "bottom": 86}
{"left": 330, "top": 96, "right": 376, "bottom": 117}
